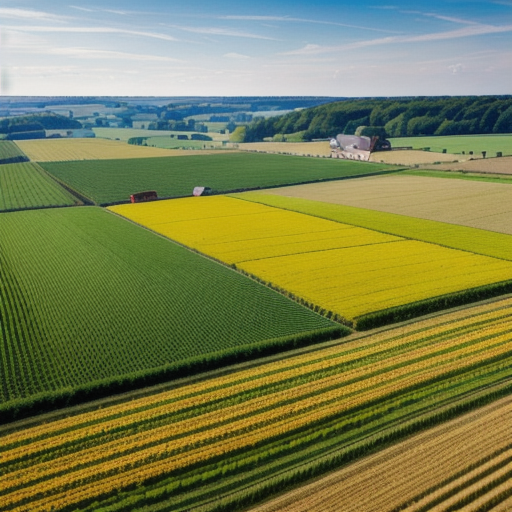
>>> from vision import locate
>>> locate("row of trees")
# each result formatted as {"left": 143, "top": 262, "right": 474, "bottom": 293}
{"left": 242, "top": 96, "right": 512, "bottom": 142}
{"left": 0, "top": 113, "right": 82, "bottom": 140}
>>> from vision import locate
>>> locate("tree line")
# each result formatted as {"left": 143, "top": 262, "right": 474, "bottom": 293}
{"left": 0, "top": 113, "right": 82, "bottom": 140}
{"left": 242, "top": 96, "right": 512, "bottom": 142}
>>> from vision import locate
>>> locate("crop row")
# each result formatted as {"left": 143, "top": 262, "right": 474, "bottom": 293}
{"left": 0, "top": 141, "right": 28, "bottom": 164}
{"left": 0, "top": 207, "right": 337, "bottom": 416}
{"left": 0, "top": 162, "right": 78, "bottom": 211}
{"left": 247, "top": 396, "right": 512, "bottom": 512}
{"left": 2, "top": 297, "right": 511, "bottom": 512}
{"left": 110, "top": 196, "right": 512, "bottom": 322}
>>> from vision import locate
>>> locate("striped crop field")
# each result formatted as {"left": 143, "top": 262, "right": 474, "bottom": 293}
{"left": 249, "top": 394, "right": 512, "bottom": 512}
{"left": 0, "top": 141, "right": 28, "bottom": 163}
{"left": 0, "top": 206, "right": 338, "bottom": 416}
{"left": 234, "top": 192, "right": 512, "bottom": 261}
{"left": 110, "top": 196, "right": 512, "bottom": 323}
{"left": 40, "top": 152, "right": 400, "bottom": 205}
{"left": 254, "top": 175, "right": 512, "bottom": 235}
{"left": 13, "top": 138, "right": 209, "bottom": 162}
{"left": 0, "top": 162, "right": 79, "bottom": 211}
{"left": 1, "top": 297, "right": 511, "bottom": 512}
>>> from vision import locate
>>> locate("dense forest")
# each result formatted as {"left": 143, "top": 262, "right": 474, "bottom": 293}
{"left": 0, "top": 113, "right": 82, "bottom": 140}
{"left": 242, "top": 96, "right": 512, "bottom": 142}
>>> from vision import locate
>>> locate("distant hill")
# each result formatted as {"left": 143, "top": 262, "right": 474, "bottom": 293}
{"left": 243, "top": 96, "right": 512, "bottom": 142}
{"left": 0, "top": 112, "right": 82, "bottom": 140}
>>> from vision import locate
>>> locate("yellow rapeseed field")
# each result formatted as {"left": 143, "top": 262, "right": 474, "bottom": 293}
{"left": 110, "top": 196, "right": 512, "bottom": 320}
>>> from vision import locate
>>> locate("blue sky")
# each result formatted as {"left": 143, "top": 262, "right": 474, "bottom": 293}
{"left": 1, "top": 0, "right": 512, "bottom": 96}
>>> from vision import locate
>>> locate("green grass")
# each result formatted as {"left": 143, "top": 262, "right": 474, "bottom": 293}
{"left": 389, "top": 134, "right": 512, "bottom": 156}
{"left": 0, "top": 207, "right": 338, "bottom": 411}
{"left": 233, "top": 192, "right": 512, "bottom": 261}
{"left": 138, "top": 136, "right": 225, "bottom": 149}
{"left": 0, "top": 162, "right": 79, "bottom": 211}
{"left": 40, "top": 152, "right": 400, "bottom": 205}
{"left": 402, "top": 169, "right": 512, "bottom": 184}
{"left": 0, "top": 140, "right": 27, "bottom": 161}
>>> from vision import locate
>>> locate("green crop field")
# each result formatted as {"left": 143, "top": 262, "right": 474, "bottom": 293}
{"left": 136, "top": 135, "right": 225, "bottom": 149}
{"left": 0, "top": 207, "right": 339, "bottom": 418}
{"left": 0, "top": 141, "right": 27, "bottom": 162}
{"left": 40, "top": 152, "right": 401, "bottom": 205}
{"left": 0, "top": 162, "right": 79, "bottom": 211}
{"left": 234, "top": 192, "right": 512, "bottom": 262}
{"left": 403, "top": 168, "right": 512, "bottom": 184}
{"left": 389, "top": 134, "right": 512, "bottom": 156}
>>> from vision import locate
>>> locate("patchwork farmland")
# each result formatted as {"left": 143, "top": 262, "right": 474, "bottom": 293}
{"left": 13, "top": 138, "right": 214, "bottom": 161}
{"left": 258, "top": 175, "right": 512, "bottom": 235}
{"left": 110, "top": 195, "right": 512, "bottom": 324}
{"left": 2, "top": 132, "right": 512, "bottom": 512}
{"left": 39, "top": 151, "right": 400, "bottom": 205}
{"left": 2, "top": 297, "right": 511, "bottom": 512}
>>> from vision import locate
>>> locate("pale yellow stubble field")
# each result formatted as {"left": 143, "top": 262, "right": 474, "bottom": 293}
{"left": 263, "top": 175, "right": 512, "bottom": 235}
{"left": 14, "top": 138, "right": 230, "bottom": 162}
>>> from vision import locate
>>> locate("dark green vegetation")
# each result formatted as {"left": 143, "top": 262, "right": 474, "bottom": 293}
{"left": 40, "top": 153, "right": 399, "bottom": 205}
{"left": 0, "top": 113, "right": 81, "bottom": 140}
{"left": 0, "top": 141, "right": 29, "bottom": 164}
{"left": 243, "top": 96, "right": 512, "bottom": 141}
{"left": 0, "top": 207, "right": 341, "bottom": 421}
{"left": 0, "top": 162, "right": 79, "bottom": 211}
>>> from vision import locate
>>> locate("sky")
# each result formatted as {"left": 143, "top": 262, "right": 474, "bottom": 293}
{"left": 1, "top": 0, "right": 512, "bottom": 97}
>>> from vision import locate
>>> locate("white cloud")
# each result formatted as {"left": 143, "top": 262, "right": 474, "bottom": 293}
{"left": 281, "top": 23, "right": 512, "bottom": 55}
{"left": 48, "top": 47, "right": 183, "bottom": 62}
{"left": 3, "top": 25, "right": 180, "bottom": 42}
{"left": 0, "top": 7, "right": 71, "bottom": 23}
{"left": 224, "top": 52, "right": 250, "bottom": 59}
{"left": 162, "top": 24, "right": 276, "bottom": 40}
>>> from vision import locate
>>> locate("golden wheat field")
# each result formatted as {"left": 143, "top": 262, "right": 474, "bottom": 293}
{"left": 369, "top": 149, "right": 466, "bottom": 165}
{"left": 424, "top": 155, "right": 512, "bottom": 174}
{"left": 249, "top": 394, "right": 512, "bottom": 512}
{"left": 261, "top": 175, "right": 512, "bottom": 235}
{"left": 110, "top": 196, "right": 512, "bottom": 320}
{"left": 13, "top": 138, "right": 226, "bottom": 162}
{"left": 237, "top": 141, "right": 332, "bottom": 157}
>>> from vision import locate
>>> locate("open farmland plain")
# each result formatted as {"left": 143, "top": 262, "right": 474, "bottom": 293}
{"left": 110, "top": 196, "right": 512, "bottom": 325}
{"left": 424, "top": 155, "right": 512, "bottom": 175}
{"left": 2, "top": 297, "right": 511, "bottom": 512}
{"left": 237, "top": 141, "right": 332, "bottom": 157}
{"left": 250, "top": 393, "right": 512, "bottom": 512}
{"left": 389, "top": 134, "right": 512, "bottom": 156}
{"left": 0, "top": 206, "right": 339, "bottom": 419}
{"left": 258, "top": 175, "right": 512, "bottom": 235}
{"left": 0, "top": 162, "right": 79, "bottom": 211}
{"left": 14, "top": 138, "right": 222, "bottom": 162}
{"left": 40, "top": 152, "right": 400, "bottom": 205}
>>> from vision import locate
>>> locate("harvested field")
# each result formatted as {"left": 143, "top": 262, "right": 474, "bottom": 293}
{"left": 14, "top": 138, "right": 226, "bottom": 162}
{"left": 249, "top": 394, "right": 512, "bottom": 512}
{"left": 423, "top": 155, "right": 512, "bottom": 175}
{"left": 261, "top": 175, "right": 512, "bottom": 235}
{"left": 237, "top": 141, "right": 332, "bottom": 157}
{"left": 369, "top": 149, "right": 466, "bottom": 166}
